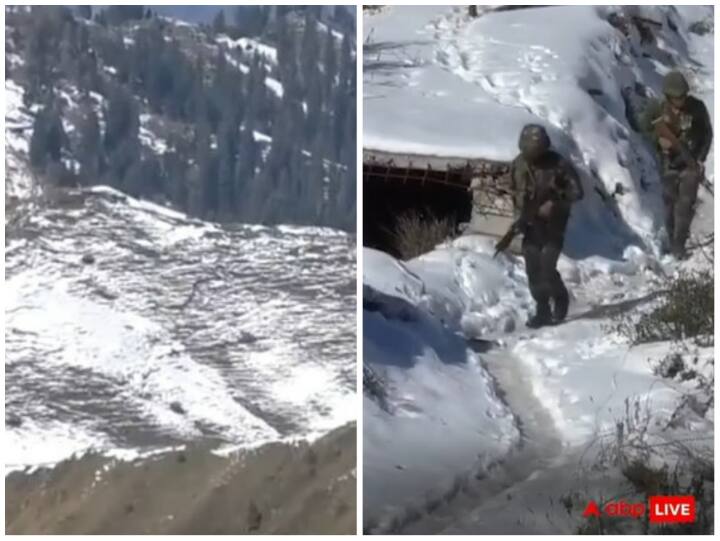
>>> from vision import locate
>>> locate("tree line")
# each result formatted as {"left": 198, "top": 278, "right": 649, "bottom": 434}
{"left": 11, "top": 5, "right": 356, "bottom": 230}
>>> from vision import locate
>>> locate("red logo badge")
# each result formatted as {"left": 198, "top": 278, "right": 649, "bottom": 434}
{"left": 582, "top": 500, "right": 601, "bottom": 517}
{"left": 648, "top": 496, "right": 696, "bottom": 524}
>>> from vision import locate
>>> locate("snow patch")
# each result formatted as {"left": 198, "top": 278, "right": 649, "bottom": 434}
{"left": 216, "top": 34, "right": 278, "bottom": 63}
{"left": 7, "top": 276, "right": 279, "bottom": 445}
{"left": 265, "top": 77, "right": 284, "bottom": 98}
{"left": 253, "top": 130, "right": 272, "bottom": 144}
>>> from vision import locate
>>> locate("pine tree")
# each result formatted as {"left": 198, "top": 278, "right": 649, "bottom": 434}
{"left": 323, "top": 27, "right": 337, "bottom": 100}
{"left": 29, "top": 103, "right": 66, "bottom": 168}
{"left": 76, "top": 5, "right": 92, "bottom": 20}
{"left": 234, "top": 6, "right": 267, "bottom": 37}
{"left": 339, "top": 31, "right": 353, "bottom": 94}
{"left": 234, "top": 128, "right": 258, "bottom": 214}
{"left": 159, "top": 147, "right": 185, "bottom": 208}
{"left": 307, "top": 134, "right": 327, "bottom": 222}
{"left": 122, "top": 156, "right": 144, "bottom": 196}
{"left": 29, "top": 108, "right": 50, "bottom": 168}
{"left": 102, "top": 85, "right": 141, "bottom": 188}
{"left": 212, "top": 10, "right": 226, "bottom": 35}
{"left": 216, "top": 117, "right": 238, "bottom": 217}
{"left": 105, "top": 136, "right": 141, "bottom": 190}
{"left": 103, "top": 85, "right": 139, "bottom": 153}
{"left": 300, "top": 11, "right": 320, "bottom": 91}
{"left": 193, "top": 119, "right": 218, "bottom": 217}
{"left": 77, "top": 49, "right": 100, "bottom": 94}
{"left": 305, "top": 72, "right": 323, "bottom": 144}
{"left": 59, "top": 20, "right": 77, "bottom": 80}
{"left": 138, "top": 155, "right": 163, "bottom": 195}
{"left": 23, "top": 19, "right": 52, "bottom": 104}
{"left": 46, "top": 159, "right": 75, "bottom": 187}
{"left": 105, "top": 6, "right": 145, "bottom": 26}
{"left": 77, "top": 105, "right": 103, "bottom": 184}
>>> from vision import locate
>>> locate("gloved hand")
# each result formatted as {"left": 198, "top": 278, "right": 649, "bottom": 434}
{"left": 538, "top": 200, "right": 554, "bottom": 219}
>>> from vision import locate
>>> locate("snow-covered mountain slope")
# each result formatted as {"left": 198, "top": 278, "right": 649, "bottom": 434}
{"left": 363, "top": 5, "right": 713, "bottom": 534}
{"left": 6, "top": 7, "right": 357, "bottom": 474}
{"left": 6, "top": 187, "right": 355, "bottom": 472}
{"left": 365, "top": 5, "right": 713, "bottom": 258}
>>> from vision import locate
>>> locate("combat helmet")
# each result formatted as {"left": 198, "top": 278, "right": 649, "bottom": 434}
{"left": 663, "top": 71, "right": 690, "bottom": 98}
{"left": 518, "top": 124, "right": 551, "bottom": 161}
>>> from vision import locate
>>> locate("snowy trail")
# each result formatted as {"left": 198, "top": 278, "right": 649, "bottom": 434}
{"left": 363, "top": 240, "right": 710, "bottom": 533}
{"left": 375, "top": 257, "right": 711, "bottom": 534}
{"left": 399, "top": 343, "right": 563, "bottom": 534}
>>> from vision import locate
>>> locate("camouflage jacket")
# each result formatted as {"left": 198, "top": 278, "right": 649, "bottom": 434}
{"left": 509, "top": 151, "right": 583, "bottom": 232}
{"left": 641, "top": 95, "right": 713, "bottom": 168}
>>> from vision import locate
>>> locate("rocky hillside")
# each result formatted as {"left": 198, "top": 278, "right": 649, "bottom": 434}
{"left": 6, "top": 423, "right": 356, "bottom": 534}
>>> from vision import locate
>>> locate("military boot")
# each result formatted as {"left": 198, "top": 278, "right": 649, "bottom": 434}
{"left": 527, "top": 302, "right": 552, "bottom": 329}
{"left": 552, "top": 289, "right": 570, "bottom": 324}
{"left": 671, "top": 245, "right": 689, "bottom": 260}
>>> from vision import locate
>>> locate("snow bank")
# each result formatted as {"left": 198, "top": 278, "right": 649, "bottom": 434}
{"left": 363, "top": 248, "right": 519, "bottom": 521}
{"left": 365, "top": 238, "right": 536, "bottom": 338}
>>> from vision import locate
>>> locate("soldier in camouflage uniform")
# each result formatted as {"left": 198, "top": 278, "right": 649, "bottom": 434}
{"left": 641, "top": 71, "right": 713, "bottom": 259}
{"left": 510, "top": 124, "right": 584, "bottom": 328}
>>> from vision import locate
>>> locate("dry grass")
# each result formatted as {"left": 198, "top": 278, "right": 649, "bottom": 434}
{"left": 614, "top": 270, "right": 713, "bottom": 346}
{"left": 391, "top": 210, "right": 456, "bottom": 260}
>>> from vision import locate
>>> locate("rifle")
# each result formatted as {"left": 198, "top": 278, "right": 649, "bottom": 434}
{"left": 493, "top": 216, "right": 526, "bottom": 258}
{"left": 653, "top": 118, "right": 712, "bottom": 194}
{"left": 653, "top": 118, "right": 705, "bottom": 170}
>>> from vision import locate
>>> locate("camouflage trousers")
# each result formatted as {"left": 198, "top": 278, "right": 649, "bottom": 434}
{"left": 522, "top": 227, "right": 569, "bottom": 320}
{"left": 661, "top": 167, "right": 701, "bottom": 257}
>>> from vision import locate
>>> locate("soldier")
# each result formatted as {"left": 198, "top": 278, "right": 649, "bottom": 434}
{"left": 641, "top": 71, "right": 713, "bottom": 259}
{"left": 510, "top": 124, "right": 584, "bottom": 328}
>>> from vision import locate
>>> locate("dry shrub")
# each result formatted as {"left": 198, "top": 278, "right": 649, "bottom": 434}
{"left": 391, "top": 210, "right": 456, "bottom": 260}
{"left": 614, "top": 270, "right": 713, "bottom": 346}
